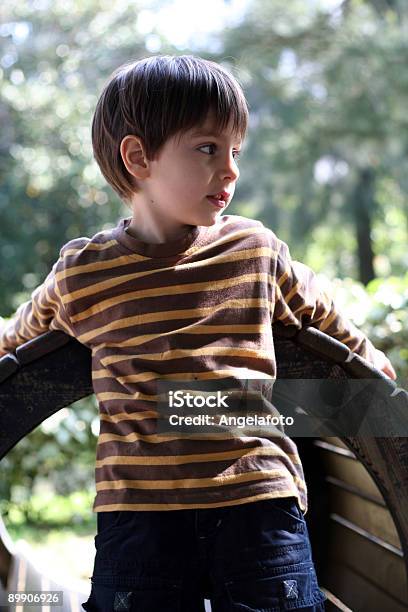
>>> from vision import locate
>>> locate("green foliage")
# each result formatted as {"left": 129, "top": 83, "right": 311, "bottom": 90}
{"left": 3, "top": 489, "right": 95, "bottom": 530}
{"left": 0, "top": 1, "right": 150, "bottom": 315}
{"left": 215, "top": 0, "right": 408, "bottom": 281}
{"left": 0, "top": 395, "right": 98, "bottom": 521}
{"left": 327, "top": 273, "right": 408, "bottom": 379}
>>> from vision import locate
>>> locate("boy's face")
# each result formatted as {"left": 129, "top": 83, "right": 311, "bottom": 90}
{"left": 128, "top": 111, "right": 242, "bottom": 239}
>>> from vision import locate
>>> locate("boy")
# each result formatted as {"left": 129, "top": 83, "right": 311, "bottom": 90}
{"left": 0, "top": 55, "right": 396, "bottom": 611}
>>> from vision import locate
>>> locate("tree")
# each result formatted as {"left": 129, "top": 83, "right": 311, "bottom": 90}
{"left": 207, "top": 0, "right": 408, "bottom": 282}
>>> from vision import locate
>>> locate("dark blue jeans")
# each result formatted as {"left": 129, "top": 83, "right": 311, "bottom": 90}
{"left": 82, "top": 496, "right": 327, "bottom": 611}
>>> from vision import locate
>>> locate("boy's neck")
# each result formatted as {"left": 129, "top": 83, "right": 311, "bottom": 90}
{"left": 126, "top": 221, "right": 194, "bottom": 244}
{"left": 127, "top": 203, "right": 196, "bottom": 244}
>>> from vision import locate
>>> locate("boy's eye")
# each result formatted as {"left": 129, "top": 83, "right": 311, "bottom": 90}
{"left": 199, "top": 144, "right": 241, "bottom": 161}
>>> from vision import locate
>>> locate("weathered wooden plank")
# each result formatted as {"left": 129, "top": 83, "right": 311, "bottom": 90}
{"left": 316, "top": 442, "right": 385, "bottom": 502}
{"left": 326, "top": 562, "right": 408, "bottom": 612}
{"left": 320, "top": 588, "right": 353, "bottom": 612}
{"left": 326, "top": 483, "right": 402, "bottom": 549}
{"left": 341, "top": 436, "right": 408, "bottom": 586}
{"left": 328, "top": 518, "right": 407, "bottom": 604}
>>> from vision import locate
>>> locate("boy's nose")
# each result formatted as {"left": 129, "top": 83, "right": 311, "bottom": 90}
{"left": 220, "top": 157, "right": 240, "bottom": 181}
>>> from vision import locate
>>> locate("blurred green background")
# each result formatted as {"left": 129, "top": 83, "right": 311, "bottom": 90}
{"left": 0, "top": 0, "right": 407, "bottom": 585}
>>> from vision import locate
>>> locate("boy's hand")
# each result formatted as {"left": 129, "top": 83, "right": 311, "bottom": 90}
{"left": 0, "top": 316, "right": 7, "bottom": 357}
{"left": 372, "top": 349, "right": 397, "bottom": 380}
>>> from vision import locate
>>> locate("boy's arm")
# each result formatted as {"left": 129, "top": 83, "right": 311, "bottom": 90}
{"left": 273, "top": 240, "right": 396, "bottom": 379}
{"left": 0, "top": 255, "right": 73, "bottom": 357}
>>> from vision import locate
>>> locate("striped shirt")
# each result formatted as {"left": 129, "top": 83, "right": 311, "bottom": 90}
{"left": 0, "top": 214, "right": 377, "bottom": 514}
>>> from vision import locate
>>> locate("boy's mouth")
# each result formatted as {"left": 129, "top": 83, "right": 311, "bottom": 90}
{"left": 207, "top": 195, "right": 227, "bottom": 208}
{"left": 207, "top": 191, "right": 230, "bottom": 207}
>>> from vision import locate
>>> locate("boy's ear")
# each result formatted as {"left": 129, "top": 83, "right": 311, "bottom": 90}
{"left": 120, "top": 135, "right": 150, "bottom": 180}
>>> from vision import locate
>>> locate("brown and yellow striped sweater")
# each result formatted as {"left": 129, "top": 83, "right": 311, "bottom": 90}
{"left": 0, "top": 214, "right": 377, "bottom": 514}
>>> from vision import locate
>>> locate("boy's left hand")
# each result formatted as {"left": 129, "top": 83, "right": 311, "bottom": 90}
{"left": 373, "top": 349, "right": 397, "bottom": 380}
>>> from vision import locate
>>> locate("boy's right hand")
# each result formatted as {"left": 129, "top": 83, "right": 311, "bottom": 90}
{"left": 372, "top": 349, "right": 397, "bottom": 380}
{"left": 0, "top": 317, "right": 10, "bottom": 357}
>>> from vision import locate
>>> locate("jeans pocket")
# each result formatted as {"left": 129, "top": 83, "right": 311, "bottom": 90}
{"left": 83, "top": 577, "right": 182, "bottom": 612}
{"left": 266, "top": 497, "right": 305, "bottom": 525}
{"left": 225, "top": 562, "right": 326, "bottom": 611}
{"left": 94, "top": 511, "right": 131, "bottom": 553}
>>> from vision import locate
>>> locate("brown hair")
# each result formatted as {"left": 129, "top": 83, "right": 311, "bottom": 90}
{"left": 91, "top": 54, "right": 249, "bottom": 203}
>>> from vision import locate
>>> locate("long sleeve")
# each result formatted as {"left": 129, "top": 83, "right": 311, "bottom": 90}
{"left": 0, "top": 255, "right": 73, "bottom": 356}
{"left": 273, "top": 239, "right": 377, "bottom": 363}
